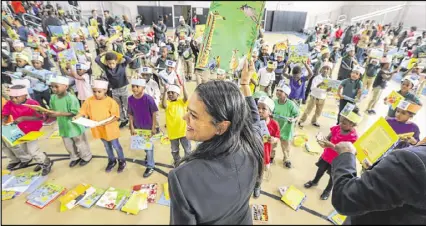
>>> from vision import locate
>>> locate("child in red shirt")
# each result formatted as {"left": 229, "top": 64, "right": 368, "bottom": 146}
{"left": 253, "top": 96, "right": 280, "bottom": 198}
{"left": 1, "top": 85, "right": 53, "bottom": 175}
{"left": 303, "top": 108, "right": 359, "bottom": 200}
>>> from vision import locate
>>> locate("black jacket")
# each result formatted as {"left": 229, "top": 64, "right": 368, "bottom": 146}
{"left": 331, "top": 145, "right": 426, "bottom": 225}
{"left": 168, "top": 96, "right": 262, "bottom": 225}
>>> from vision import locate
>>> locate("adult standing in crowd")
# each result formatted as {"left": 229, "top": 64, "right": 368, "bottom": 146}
{"left": 342, "top": 25, "right": 354, "bottom": 49}
{"left": 331, "top": 142, "right": 426, "bottom": 224}
{"left": 168, "top": 60, "right": 264, "bottom": 224}
{"left": 89, "top": 9, "right": 105, "bottom": 36}
{"left": 175, "top": 16, "right": 193, "bottom": 41}
{"left": 192, "top": 15, "right": 199, "bottom": 29}
{"left": 104, "top": 10, "right": 115, "bottom": 37}
{"left": 42, "top": 9, "right": 63, "bottom": 41}
{"left": 153, "top": 16, "right": 167, "bottom": 45}
{"left": 122, "top": 15, "right": 135, "bottom": 33}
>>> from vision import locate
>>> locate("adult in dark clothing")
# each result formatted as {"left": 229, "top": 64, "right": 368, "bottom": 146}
{"left": 122, "top": 15, "right": 135, "bottom": 32}
{"left": 393, "top": 22, "right": 404, "bottom": 36}
{"left": 337, "top": 46, "right": 357, "bottom": 81}
{"left": 169, "top": 60, "right": 264, "bottom": 224}
{"left": 331, "top": 142, "right": 426, "bottom": 225}
{"left": 42, "top": 9, "right": 62, "bottom": 41}
{"left": 190, "top": 39, "right": 200, "bottom": 66}
{"left": 153, "top": 16, "right": 167, "bottom": 45}
{"left": 104, "top": 10, "right": 115, "bottom": 37}
{"left": 88, "top": 9, "right": 105, "bottom": 36}
{"left": 341, "top": 26, "right": 354, "bottom": 49}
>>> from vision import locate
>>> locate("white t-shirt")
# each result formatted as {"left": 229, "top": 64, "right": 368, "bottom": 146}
{"left": 145, "top": 79, "right": 161, "bottom": 106}
{"left": 310, "top": 74, "right": 327, "bottom": 100}
{"left": 258, "top": 67, "right": 275, "bottom": 86}
{"left": 159, "top": 69, "right": 178, "bottom": 85}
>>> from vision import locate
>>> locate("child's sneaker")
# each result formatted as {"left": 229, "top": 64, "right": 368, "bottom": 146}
{"left": 117, "top": 160, "right": 126, "bottom": 173}
{"left": 253, "top": 186, "right": 261, "bottom": 199}
{"left": 320, "top": 190, "right": 331, "bottom": 200}
{"left": 143, "top": 168, "right": 154, "bottom": 178}
{"left": 41, "top": 160, "right": 53, "bottom": 176}
{"left": 304, "top": 180, "right": 318, "bottom": 188}
{"left": 105, "top": 159, "right": 117, "bottom": 172}
{"left": 6, "top": 161, "right": 21, "bottom": 170}
{"left": 284, "top": 161, "right": 292, "bottom": 169}
{"left": 311, "top": 122, "right": 320, "bottom": 128}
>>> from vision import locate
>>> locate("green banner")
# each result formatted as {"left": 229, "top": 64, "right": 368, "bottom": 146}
{"left": 196, "top": 1, "right": 265, "bottom": 73}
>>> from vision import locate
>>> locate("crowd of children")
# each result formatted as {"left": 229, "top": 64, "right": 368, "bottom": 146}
{"left": 1, "top": 6, "right": 425, "bottom": 206}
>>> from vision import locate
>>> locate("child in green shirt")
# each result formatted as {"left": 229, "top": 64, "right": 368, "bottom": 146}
{"left": 273, "top": 81, "right": 300, "bottom": 168}
{"left": 46, "top": 76, "right": 93, "bottom": 167}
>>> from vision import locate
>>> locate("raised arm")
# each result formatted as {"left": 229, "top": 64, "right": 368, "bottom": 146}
{"left": 241, "top": 59, "right": 260, "bottom": 124}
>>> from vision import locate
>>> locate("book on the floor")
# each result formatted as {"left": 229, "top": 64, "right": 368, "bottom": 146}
{"left": 59, "top": 183, "right": 96, "bottom": 212}
{"left": 2, "top": 172, "right": 42, "bottom": 194}
{"left": 354, "top": 117, "right": 399, "bottom": 169}
{"left": 79, "top": 187, "right": 105, "bottom": 208}
{"left": 328, "top": 210, "right": 347, "bottom": 225}
{"left": 319, "top": 78, "right": 341, "bottom": 93}
{"left": 22, "top": 104, "right": 54, "bottom": 114}
{"left": 72, "top": 116, "right": 115, "bottom": 128}
{"left": 163, "top": 183, "right": 169, "bottom": 200}
{"left": 130, "top": 129, "right": 153, "bottom": 151}
{"left": 2, "top": 190, "right": 17, "bottom": 201}
{"left": 96, "top": 187, "right": 131, "bottom": 210}
{"left": 2, "top": 175, "right": 14, "bottom": 189}
{"left": 259, "top": 120, "right": 271, "bottom": 143}
{"left": 251, "top": 204, "right": 270, "bottom": 223}
{"left": 26, "top": 182, "right": 66, "bottom": 209}
{"left": 132, "top": 183, "right": 158, "bottom": 203}
{"left": 121, "top": 191, "right": 148, "bottom": 215}
{"left": 280, "top": 185, "right": 307, "bottom": 211}
{"left": 156, "top": 193, "right": 170, "bottom": 207}
{"left": 2, "top": 170, "right": 11, "bottom": 175}
{"left": 49, "top": 130, "right": 61, "bottom": 139}
{"left": 385, "top": 90, "right": 404, "bottom": 110}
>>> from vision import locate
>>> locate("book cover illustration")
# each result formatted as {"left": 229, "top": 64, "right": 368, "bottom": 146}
{"left": 68, "top": 22, "right": 80, "bottom": 35}
{"left": 280, "top": 185, "right": 307, "bottom": 211}
{"left": 121, "top": 191, "right": 148, "bottom": 215}
{"left": 26, "top": 182, "right": 66, "bottom": 209}
{"left": 2, "top": 124, "right": 25, "bottom": 147}
{"left": 251, "top": 204, "right": 269, "bottom": 223}
{"left": 288, "top": 43, "right": 310, "bottom": 64}
{"left": 59, "top": 183, "right": 96, "bottom": 212}
{"left": 319, "top": 79, "right": 341, "bottom": 93}
{"left": 48, "top": 25, "right": 67, "bottom": 37}
{"left": 385, "top": 90, "right": 404, "bottom": 110}
{"left": 2, "top": 174, "right": 14, "bottom": 189}
{"left": 130, "top": 129, "right": 153, "bottom": 151}
{"left": 328, "top": 210, "right": 347, "bottom": 225}
{"left": 259, "top": 120, "right": 270, "bottom": 143}
{"left": 194, "top": 24, "right": 206, "bottom": 42}
{"left": 396, "top": 100, "right": 421, "bottom": 113}
{"left": 132, "top": 183, "right": 158, "bottom": 204}
{"left": 96, "top": 187, "right": 131, "bottom": 210}
{"left": 58, "top": 49, "right": 78, "bottom": 70}
{"left": 3, "top": 172, "right": 42, "bottom": 194}
{"left": 196, "top": 1, "right": 265, "bottom": 73}
{"left": 322, "top": 111, "right": 338, "bottom": 120}
{"left": 70, "top": 42, "right": 87, "bottom": 62}
{"left": 79, "top": 187, "right": 105, "bottom": 209}
{"left": 354, "top": 117, "right": 399, "bottom": 168}
{"left": 340, "top": 102, "right": 362, "bottom": 124}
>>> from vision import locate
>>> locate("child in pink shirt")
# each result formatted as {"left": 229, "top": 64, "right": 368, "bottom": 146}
{"left": 1, "top": 85, "right": 53, "bottom": 175}
{"left": 303, "top": 109, "right": 359, "bottom": 200}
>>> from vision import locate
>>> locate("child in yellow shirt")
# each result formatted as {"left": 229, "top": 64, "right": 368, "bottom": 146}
{"left": 74, "top": 80, "right": 126, "bottom": 173}
{"left": 161, "top": 82, "right": 191, "bottom": 167}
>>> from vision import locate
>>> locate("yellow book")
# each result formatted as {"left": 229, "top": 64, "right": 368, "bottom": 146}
{"left": 280, "top": 185, "right": 306, "bottom": 211}
{"left": 13, "top": 132, "right": 45, "bottom": 145}
{"left": 59, "top": 183, "right": 93, "bottom": 212}
{"left": 2, "top": 191, "right": 16, "bottom": 201}
{"left": 354, "top": 117, "right": 399, "bottom": 169}
{"left": 385, "top": 91, "right": 404, "bottom": 110}
{"left": 398, "top": 132, "right": 415, "bottom": 139}
{"left": 163, "top": 183, "right": 169, "bottom": 200}
{"left": 121, "top": 192, "right": 147, "bottom": 215}
{"left": 2, "top": 170, "right": 11, "bottom": 175}
{"left": 328, "top": 210, "right": 347, "bottom": 225}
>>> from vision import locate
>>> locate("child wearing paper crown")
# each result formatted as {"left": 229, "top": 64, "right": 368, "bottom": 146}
{"left": 159, "top": 60, "right": 180, "bottom": 90}
{"left": 386, "top": 77, "right": 422, "bottom": 118}
{"left": 282, "top": 59, "right": 314, "bottom": 105}
{"left": 45, "top": 76, "right": 93, "bottom": 167}
{"left": 73, "top": 80, "right": 126, "bottom": 173}
{"left": 386, "top": 100, "right": 421, "bottom": 149}
{"left": 140, "top": 67, "right": 161, "bottom": 108}
{"left": 273, "top": 82, "right": 300, "bottom": 169}
{"left": 65, "top": 62, "right": 93, "bottom": 105}
{"left": 337, "top": 65, "right": 363, "bottom": 124}
{"left": 128, "top": 78, "right": 159, "bottom": 178}
{"left": 257, "top": 61, "right": 275, "bottom": 96}
{"left": 365, "top": 57, "right": 401, "bottom": 115}
{"left": 11, "top": 53, "right": 34, "bottom": 100}
{"left": 402, "top": 63, "right": 425, "bottom": 96}
{"left": 1, "top": 85, "right": 53, "bottom": 175}
{"left": 161, "top": 82, "right": 191, "bottom": 167}
{"left": 24, "top": 54, "right": 53, "bottom": 109}
{"left": 304, "top": 107, "right": 359, "bottom": 201}
{"left": 253, "top": 96, "right": 280, "bottom": 198}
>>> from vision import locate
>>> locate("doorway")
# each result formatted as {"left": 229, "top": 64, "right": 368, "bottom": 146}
{"left": 173, "top": 5, "right": 191, "bottom": 27}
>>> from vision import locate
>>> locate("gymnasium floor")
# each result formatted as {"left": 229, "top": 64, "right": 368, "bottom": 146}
{"left": 1, "top": 31, "right": 425, "bottom": 225}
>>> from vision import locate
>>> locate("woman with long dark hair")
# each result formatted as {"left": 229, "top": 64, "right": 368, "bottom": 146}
{"left": 168, "top": 60, "right": 264, "bottom": 224}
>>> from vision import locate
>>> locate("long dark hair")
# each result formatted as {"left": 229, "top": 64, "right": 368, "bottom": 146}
{"left": 177, "top": 81, "right": 264, "bottom": 180}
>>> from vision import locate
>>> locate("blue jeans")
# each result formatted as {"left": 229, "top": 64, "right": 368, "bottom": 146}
{"left": 145, "top": 147, "right": 155, "bottom": 169}
{"left": 356, "top": 47, "right": 365, "bottom": 65}
{"left": 170, "top": 137, "right": 192, "bottom": 163}
{"left": 101, "top": 139, "right": 125, "bottom": 161}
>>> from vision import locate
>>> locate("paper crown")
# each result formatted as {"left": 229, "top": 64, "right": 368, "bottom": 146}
{"left": 31, "top": 54, "right": 44, "bottom": 62}
{"left": 131, "top": 79, "right": 146, "bottom": 87}
{"left": 92, "top": 80, "right": 109, "bottom": 89}
{"left": 15, "top": 53, "right": 29, "bottom": 62}
{"left": 166, "top": 60, "right": 176, "bottom": 67}
{"left": 49, "top": 76, "right": 69, "bottom": 85}
{"left": 267, "top": 61, "right": 276, "bottom": 69}
{"left": 216, "top": 68, "right": 226, "bottom": 75}
{"left": 321, "top": 62, "right": 333, "bottom": 69}
{"left": 352, "top": 65, "right": 365, "bottom": 75}
{"left": 276, "top": 81, "right": 291, "bottom": 96}
{"left": 340, "top": 102, "right": 362, "bottom": 124}
{"left": 140, "top": 67, "right": 153, "bottom": 74}
{"left": 402, "top": 77, "right": 419, "bottom": 88}
{"left": 397, "top": 100, "right": 422, "bottom": 114}
{"left": 13, "top": 41, "right": 24, "bottom": 48}
{"left": 258, "top": 96, "right": 275, "bottom": 112}
{"left": 9, "top": 86, "right": 28, "bottom": 97}
{"left": 76, "top": 63, "right": 90, "bottom": 71}
{"left": 167, "top": 84, "right": 181, "bottom": 95}
{"left": 346, "top": 45, "right": 355, "bottom": 52}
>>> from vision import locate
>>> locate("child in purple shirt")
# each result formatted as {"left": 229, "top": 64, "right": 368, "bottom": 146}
{"left": 386, "top": 100, "right": 421, "bottom": 149}
{"left": 128, "top": 79, "right": 159, "bottom": 178}
{"left": 283, "top": 60, "right": 313, "bottom": 105}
